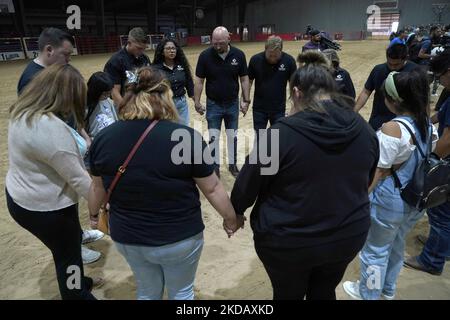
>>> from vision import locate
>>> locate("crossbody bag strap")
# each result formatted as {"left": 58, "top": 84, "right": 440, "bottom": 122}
{"left": 102, "top": 120, "right": 159, "bottom": 206}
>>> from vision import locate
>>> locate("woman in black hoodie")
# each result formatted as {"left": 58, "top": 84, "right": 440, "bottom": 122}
{"left": 230, "top": 54, "right": 380, "bottom": 300}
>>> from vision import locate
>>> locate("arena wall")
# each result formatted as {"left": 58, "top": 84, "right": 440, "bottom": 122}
{"left": 219, "top": 0, "right": 447, "bottom": 39}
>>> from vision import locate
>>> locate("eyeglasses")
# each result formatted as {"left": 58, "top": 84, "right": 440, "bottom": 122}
{"left": 164, "top": 47, "right": 177, "bottom": 51}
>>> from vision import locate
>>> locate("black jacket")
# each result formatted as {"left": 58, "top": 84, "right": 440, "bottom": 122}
{"left": 231, "top": 100, "right": 379, "bottom": 248}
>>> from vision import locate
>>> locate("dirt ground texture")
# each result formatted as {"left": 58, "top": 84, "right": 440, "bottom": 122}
{"left": 0, "top": 40, "right": 449, "bottom": 300}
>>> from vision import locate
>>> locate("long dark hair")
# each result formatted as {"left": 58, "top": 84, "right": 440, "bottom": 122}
{"left": 153, "top": 38, "right": 193, "bottom": 83}
{"left": 382, "top": 69, "right": 430, "bottom": 141}
{"left": 119, "top": 66, "right": 179, "bottom": 122}
{"left": 290, "top": 52, "right": 354, "bottom": 113}
{"left": 86, "top": 72, "right": 113, "bottom": 130}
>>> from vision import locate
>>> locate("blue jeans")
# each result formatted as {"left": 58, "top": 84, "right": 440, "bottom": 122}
{"left": 206, "top": 98, "right": 239, "bottom": 166}
{"left": 115, "top": 232, "right": 204, "bottom": 300}
{"left": 253, "top": 110, "right": 285, "bottom": 131}
{"left": 418, "top": 202, "right": 450, "bottom": 272}
{"left": 173, "top": 96, "right": 190, "bottom": 126}
{"left": 358, "top": 186, "right": 425, "bottom": 300}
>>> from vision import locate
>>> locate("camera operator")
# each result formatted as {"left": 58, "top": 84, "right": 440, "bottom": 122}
{"left": 302, "top": 30, "right": 328, "bottom": 52}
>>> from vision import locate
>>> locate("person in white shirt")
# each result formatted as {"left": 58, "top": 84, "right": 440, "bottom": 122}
{"left": 6, "top": 64, "right": 103, "bottom": 300}
{"left": 343, "top": 69, "right": 438, "bottom": 300}
{"left": 83, "top": 71, "right": 118, "bottom": 173}
{"left": 85, "top": 72, "right": 118, "bottom": 140}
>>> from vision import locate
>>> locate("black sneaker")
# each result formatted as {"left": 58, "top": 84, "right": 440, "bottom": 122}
{"left": 228, "top": 165, "right": 240, "bottom": 178}
{"left": 404, "top": 256, "right": 442, "bottom": 276}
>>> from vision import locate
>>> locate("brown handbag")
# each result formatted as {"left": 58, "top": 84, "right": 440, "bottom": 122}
{"left": 97, "top": 120, "right": 159, "bottom": 235}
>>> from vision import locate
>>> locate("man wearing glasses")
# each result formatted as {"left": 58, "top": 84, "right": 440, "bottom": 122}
{"left": 104, "top": 27, "right": 151, "bottom": 106}
{"left": 194, "top": 26, "right": 251, "bottom": 178}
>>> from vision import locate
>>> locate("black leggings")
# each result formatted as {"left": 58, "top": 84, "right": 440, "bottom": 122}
{"left": 255, "top": 233, "right": 367, "bottom": 300}
{"left": 6, "top": 189, "right": 96, "bottom": 300}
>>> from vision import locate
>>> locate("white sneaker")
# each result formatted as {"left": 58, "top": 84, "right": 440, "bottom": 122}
{"left": 382, "top": 292, "right": 395, "bottom": 300}
{"left": 82, "top": 246, "right": 101, "bottom": 264}
{"left": 343, "top": 281, "right": 362, "bottom": 300}
{"left": 82, "top": 229, "right": 104, "bottom": 244}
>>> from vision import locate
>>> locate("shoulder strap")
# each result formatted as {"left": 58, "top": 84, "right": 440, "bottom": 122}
{"left": 391, "top": 167, "right": 403, "bottom": 189}
{"left": 102, "top": 120, "right": 159, "bottom": 205}
{"left": 393, "top": 119, "right": 426, "bottom": 158}
{"left": 391, "top": 119, "right": 433, "bottom": 189}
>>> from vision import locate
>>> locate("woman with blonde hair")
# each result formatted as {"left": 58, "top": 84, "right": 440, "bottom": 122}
{"left": 6, "top": 64, "right": 99, "bottom": 300}
{"left": 88, "top": 66, "right": 239, "bottom": 300}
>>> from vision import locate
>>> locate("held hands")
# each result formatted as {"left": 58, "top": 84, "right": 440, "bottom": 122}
{"left": 90, "top": 214, "right": 99, "bottom": 230}
{"left": 223, "top": 215, "right": 246, "bottom": 238}
{"left": 195, "top": 100, "right": 248, "bottom": 116}
{"left": 89, "top": 203, "right": 109, "bottom": 230}
{"left": 240, "top": 100, "right": 250, "bottom": 117}
{"left": 195, "top": 102, "right": 206, "bottom": 115}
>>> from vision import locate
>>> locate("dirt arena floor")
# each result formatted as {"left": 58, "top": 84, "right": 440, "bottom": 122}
{"left": 0, "top": 40, "right": 449, "bottom": 300}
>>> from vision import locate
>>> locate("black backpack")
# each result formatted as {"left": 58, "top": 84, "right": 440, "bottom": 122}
{"left": 392, "top": 120, "right": 450, "bottom": 211}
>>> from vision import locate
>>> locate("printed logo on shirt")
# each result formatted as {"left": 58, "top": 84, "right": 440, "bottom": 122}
{"left": 336, "top": 74, "right": 344, "bottom": 81}
{"left": 101, "top": 104, "right": 112, "bottom": 115}
{"left": 231, "top": 58, "right": 239, "bottom": 66}
{"left": 177, "top": 65, "right": 184, "bottom": 71}
{"left": 278, "top": 64, "right": 286, "bottom": 71}
{"left": 125, "top": 69, "right": 138, "bottom": 82}
{"left": 95, "top": 114, "right": 115, "bottom": 132}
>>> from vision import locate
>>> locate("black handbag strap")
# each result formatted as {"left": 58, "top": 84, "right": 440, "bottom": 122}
{"left": 394, "top": 119, "right": 428, "bottom": 158}
{"left": 390, "top": 119, "right": 432, "bottom": 189}
{"left": 391, "top": 168, "right": 403, "bottom": 189}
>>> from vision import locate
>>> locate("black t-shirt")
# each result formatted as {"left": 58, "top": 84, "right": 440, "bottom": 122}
{"left": 365, "top": 61, "right": 417, "bottom": 131}
{"left": 17, "top": 60, "right": 45, "bottom": 94}
{"left": 89, "top": 119, "right": 215, "bottom": 246}
{"left": 154, "top": 63, "right": 194, "bottom": 98}
{"left": 438, "top": 97, "right": 450, "bottom": 138}
{"left": 248, "top": 52, "right": 296, "bottom": 112}
{"left": 104, "top": 48, "right": 151, "bottom": 96}
{"left": 196, "top": 46, "right": 248, "bottom": 103}
{"left": 334, "top": 68, "right": 356, "bottom": 99}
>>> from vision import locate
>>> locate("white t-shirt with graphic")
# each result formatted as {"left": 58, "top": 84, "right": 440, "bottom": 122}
{"left": 87, "top": 98, "right": 118, "bottom": 138}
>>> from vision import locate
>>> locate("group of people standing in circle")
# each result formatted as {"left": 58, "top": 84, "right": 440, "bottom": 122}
{"left": 5, "top": 23, "right": 450, "bottom": 301}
